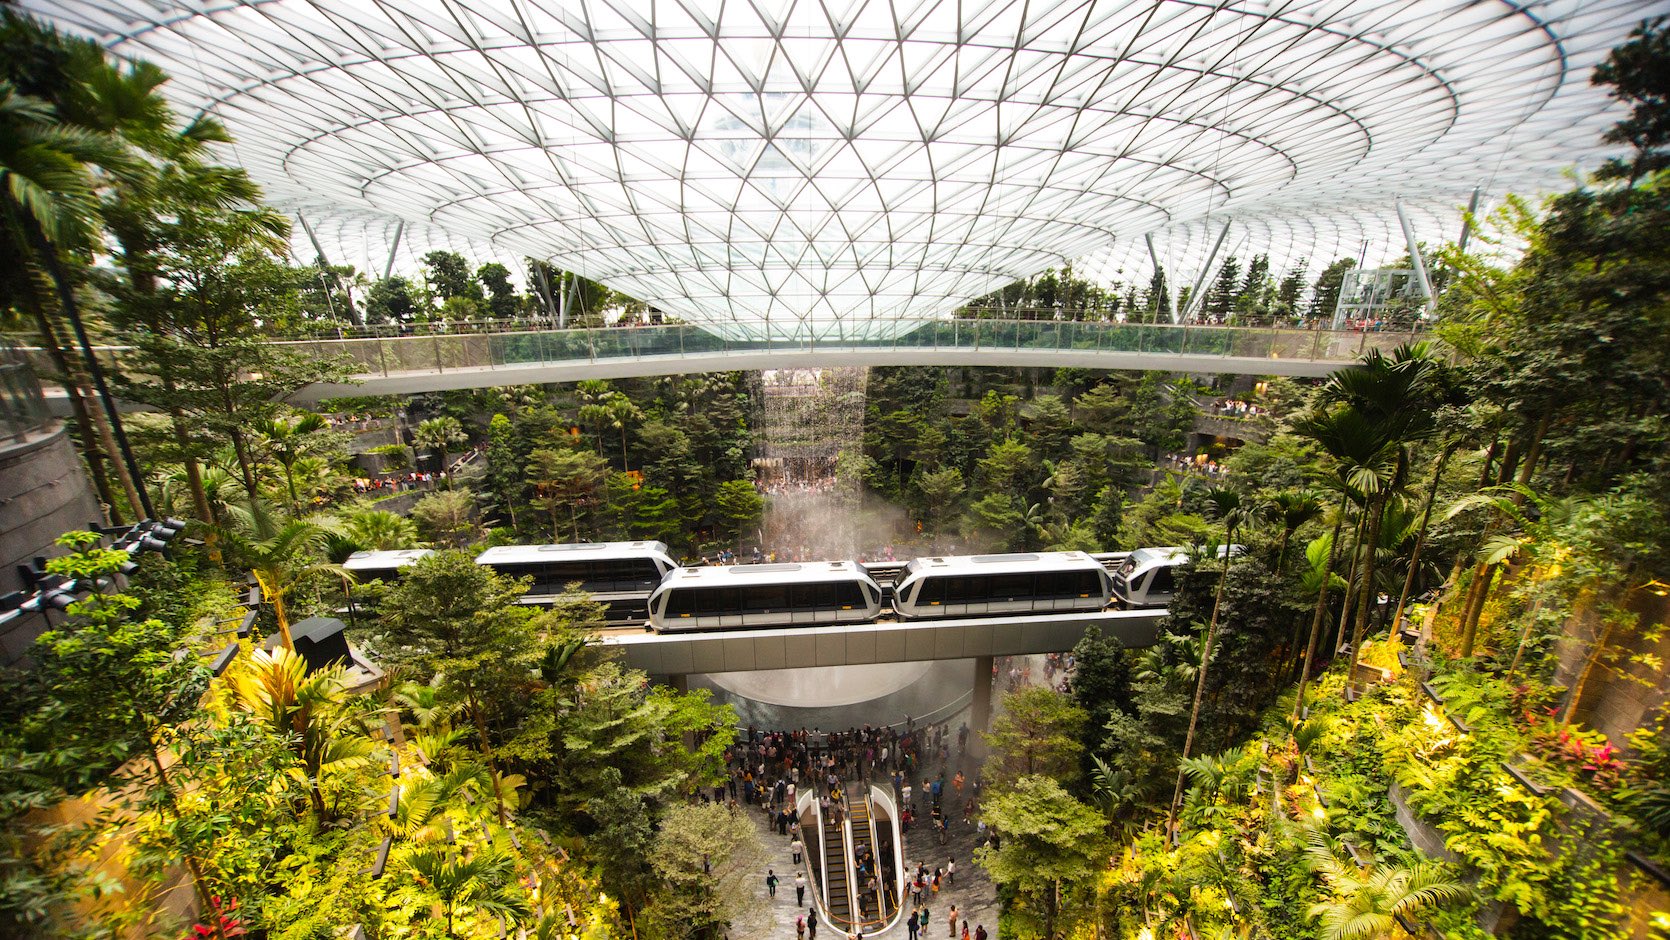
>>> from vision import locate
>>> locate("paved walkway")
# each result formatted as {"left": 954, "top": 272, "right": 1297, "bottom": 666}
{"left": 739, "top": 655, "right": 1063, "bottom": 940}
{"left": 741, "top": 750, "right": 999, "bottom": 940}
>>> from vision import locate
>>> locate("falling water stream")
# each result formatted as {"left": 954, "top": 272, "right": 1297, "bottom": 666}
{"left": 700, "top": 368, "right": 971, "bottom": 728}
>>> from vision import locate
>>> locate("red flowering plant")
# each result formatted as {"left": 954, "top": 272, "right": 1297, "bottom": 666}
{"left": 1529, "top": 724, "right": 1627, "bottom": 794}
{"left": 184, "top": 896, "right": 247, "bottom": 940}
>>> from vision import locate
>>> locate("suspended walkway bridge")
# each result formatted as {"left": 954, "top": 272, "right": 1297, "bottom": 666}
{"left": 246, "top": 318, "right": 1416, "bottom": 398}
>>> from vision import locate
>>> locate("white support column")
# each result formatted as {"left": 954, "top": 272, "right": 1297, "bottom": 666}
{"left": 1181, "top": 219, "right": 1233, "bottom": 321}
{"left": 1396, "top": 201, "right": 1435, "bottom": 315}
{"left": 1145, "top": 233, "right": 1180, "bottom": 323}
{"left": 383, "top": 220, "right": 405, "bottom": 281}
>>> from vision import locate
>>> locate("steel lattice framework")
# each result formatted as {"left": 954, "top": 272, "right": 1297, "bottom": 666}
{"left": 29, "top": 0, "right": 1666, "bottom": 336}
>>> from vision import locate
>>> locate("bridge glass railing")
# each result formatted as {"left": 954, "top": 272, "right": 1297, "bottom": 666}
{"left": 0, "top": 344, "right": 53, "bottom": 447}
{"left": 266, "top": 319, "right": 1422, "bottom": 377}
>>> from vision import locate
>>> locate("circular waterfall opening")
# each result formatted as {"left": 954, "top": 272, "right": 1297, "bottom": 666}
{"left": 706, "top": 662, "right": 933, "bottom": 707}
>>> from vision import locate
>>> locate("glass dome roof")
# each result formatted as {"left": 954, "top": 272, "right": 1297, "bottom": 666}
{"left": 29, "top": 0, "right": 1659, "bottom": 333}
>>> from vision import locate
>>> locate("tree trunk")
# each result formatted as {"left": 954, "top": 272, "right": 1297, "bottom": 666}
{"left": 230, "top": 426, "right": 260, "bottom": 497}
{"left": 1347, "top": 495, "right": 1387, "bottom": 693}
{"left": 1332, "top": 511, "right": 1366, "bottom": 659}
{"left": 1294, "top": 498, "right": 1347, "bottom": 718}
{"left": 140, "top": 724, "right": 228, "bottom": 940}
{"left": 26, "top": 226, "right": 151, "bottom": 519}
{"left": 26, "top": 296, "right": 120, "bottom": 524}
{"left": 1169, "top": 525, "right": 1235, "bottom": 832}
{"left": 1457, "top": 563, "right": 1497, "bottom": 657}
{"left": 465, "top": 688, "right": 511, "bottom": 827}
{"left": 1393, "top": 443, "right": 1458, "bottom": 635}
{"left": 1561, "top": 591, "right": 1619, "bottom": 725}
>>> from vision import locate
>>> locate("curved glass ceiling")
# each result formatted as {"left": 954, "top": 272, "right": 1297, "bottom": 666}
{"left": 30, "top": 0, "right": 1658, "bottom": 333}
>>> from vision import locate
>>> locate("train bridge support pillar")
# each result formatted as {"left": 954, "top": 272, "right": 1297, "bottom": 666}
{"left": 971, "top": 655, "right": 995, "bottom": 737}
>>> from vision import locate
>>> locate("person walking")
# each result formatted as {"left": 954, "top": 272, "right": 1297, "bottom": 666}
{"left": 790, "top": 836, "right": 804, "bottom": 864}
{"left": 797, "top": 915, "right": 807, "bottom": 940}
{"left": 947, "top": 905, "right": 959, "bottom": 938}
{"left": 766, "top": 870, "right": 779, "bottom": 899}
{"left": 808, "top": 912, "right": 818, "bottom": 940}
{"left": 946, "top": 857, "right": 955, "bottom": 885}
{"left": 975, "top": 926, "right": 987, "bottom": 940}
{"left": 795, "top": 871, "right": 807, "bottom": 906}
{"left": 960, "top": 924, "right": 970, "bottom": 940}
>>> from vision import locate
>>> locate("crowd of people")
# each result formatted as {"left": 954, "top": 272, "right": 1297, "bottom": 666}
{"left": 1160, "top": 452, "right": 1231, "bottom": 478}
{"left": 350, "top": 470, "right": 445, "bottom": 495}
{"left": 713, "top": 716, "right": 996, "bottom": 940}
{"left": 1210, "top": 398, "right": 1267, "bottom": 418}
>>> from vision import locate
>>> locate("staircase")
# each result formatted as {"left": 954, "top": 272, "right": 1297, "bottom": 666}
{"left": 821, "top": 807, "right": 851, "bottom": 924}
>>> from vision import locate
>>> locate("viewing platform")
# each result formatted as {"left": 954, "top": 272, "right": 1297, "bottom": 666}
{"left": 206, "top": 318, "right": 1424, "bottom": 398}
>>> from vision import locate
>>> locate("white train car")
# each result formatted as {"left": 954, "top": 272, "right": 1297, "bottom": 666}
{"left": 649, "top": 561, "right": 883, "bottom": 631}
{"left": 344, "top": 549, "right": 434, "bottom": 583}
{"left": 893, "top": 551, "right": 1112, "bottom": 620}
{"left": 1112, "top": 545, "right": 1242, "bottom": 608}
{"left": 475, "top": 541, "right": 677, "bottom": 604}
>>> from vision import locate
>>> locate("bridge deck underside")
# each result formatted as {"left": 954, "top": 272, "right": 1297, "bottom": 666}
{"left": 601, "top": 609, "right": 1166, "bottom": 675}
{"left": 296, "top": 345, "right": 1347, "bottom": 399}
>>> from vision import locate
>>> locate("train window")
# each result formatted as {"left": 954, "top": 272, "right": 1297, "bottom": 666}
{"left": 1147, "top": 566, "right": 1176, "bottom": 595}
{"left": 664, "top": 590, "right": 697, "bottom": 616}
{"left": 914, "top": 578, "right": 943, "bottom": 604}
{"left": 741, "top": 585, "right": 790, "bottom": 611}
{"left": 695, "top": 588, "right": 736, "bottom": 614}
{"left": 1034, "top": 572, "right": 1068, "bottom": 597}
{"left": 990, "top": 573, "right": 1033, "bottom": 597}
{"left": 835, "top": 581, "right": 866, "bottom": 609}
{"left": 792, "top": 583, "right": 838, "bottom": 608}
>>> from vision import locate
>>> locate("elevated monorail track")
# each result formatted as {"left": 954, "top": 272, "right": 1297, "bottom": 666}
{"left": 598, "top": 608, "right": 1167, "bottom": 676}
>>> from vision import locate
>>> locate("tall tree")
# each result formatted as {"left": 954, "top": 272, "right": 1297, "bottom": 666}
{"left": 424, "top": 250, "right": 482, "bottom": 302}
{"left": 378, "top": 550, "right": 544, "bottom": 825}
{"left": 1168, "top": 487, "right": 1252, "bottom": 832}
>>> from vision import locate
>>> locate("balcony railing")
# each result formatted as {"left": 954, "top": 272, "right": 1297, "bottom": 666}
{"left": 264, "top": 319, "right": 1420, "bottom": 378}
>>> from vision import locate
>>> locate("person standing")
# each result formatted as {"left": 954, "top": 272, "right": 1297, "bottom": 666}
{"left": 975, "top": 926, "right": 987, "bottom": 940}
{"left": 946, "top": 857, "right": 955, "bottom": 885}
{"left": 795, "top": 871, "right": 807, "bottom": 906}
{"left": 766, "top": 870, "right": 779, "bottom": 899}
{"left": 790, "top": 836, "right": 804, "bottom": 864}
{"left": 808, "top": 912, "right": 818, "bottom": 940}
{"left": 797, "top": 915, "right": 807, "bottom": 940}
{"left": 947, "top": 905, "right": 959, "bottom": 938}
{"left": 907, "top": 907, "right": 920, "bottom": 940}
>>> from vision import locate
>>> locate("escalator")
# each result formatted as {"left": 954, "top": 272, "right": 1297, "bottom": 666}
{"left": 848, "top": 797, "right": 884, "bottom": 924}
{"left": 821, "top": 807, "right": 851, "bottom": 924}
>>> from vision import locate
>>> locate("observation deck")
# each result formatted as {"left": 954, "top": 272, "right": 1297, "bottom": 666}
{"left": 261, "top": 318, "right": 1414, "bottom": 399}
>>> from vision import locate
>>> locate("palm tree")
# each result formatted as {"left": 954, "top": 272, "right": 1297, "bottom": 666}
{"left": 414, "top": 416, "right": 468, "bottom": 478}
{"left": 1168, "top": 486, "right": 1253, "bottom": 833}
{"left": 344, "top": 507, "right": 421, "bottom": 550}
{"left": 1305, "top": 829, "right": 1469, "bottom": 939}
{"left": 1315, "top": 345, "right": 1443, "bottom": 691}
{"left": 1266, "top": 489, "right": 1323, "bottom": 577}
{"left": 0, "top": 76, "right": 147, "bottom": 520}
{"left": 606, "top": 394, "right": 643, "bottom": 468}
{"left": 231, "top": 647, "right": 375, "bottom": 819}
{"left": 256, "top": 412, "right": 328, "bottom": 511}
{"left": 401, "top": 845, "right": 530, "bottom": 938}
{"left": 217, "top": 501, "right": 346, "bottom": 650}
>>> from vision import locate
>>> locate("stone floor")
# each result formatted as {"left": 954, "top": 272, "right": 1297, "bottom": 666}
{"left": 742, "top": 753, "right": 1000, "bottom": 940}
{"left": 738, "top": 655, "right": 1057, "bottom": 940}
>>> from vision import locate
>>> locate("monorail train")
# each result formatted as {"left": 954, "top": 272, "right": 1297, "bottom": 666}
{"left": 893, "top": 552, "right": 1113, "bottom": 620}
{"left": 343, "top": 549, "right": 435, "bottom": 584}
{"left": 648, "top": 561, "right": 883, "bottom": 631}
{"left": 474, "top": 541, "right": 677, "bottom": 602}
{"left": 1111, "top": 545, "right": 1243, "bottom": 609}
